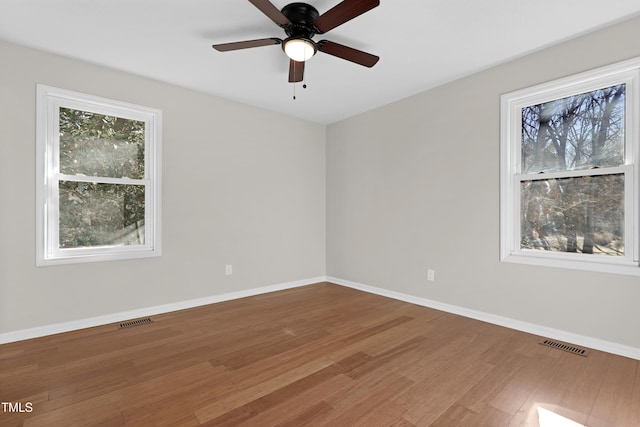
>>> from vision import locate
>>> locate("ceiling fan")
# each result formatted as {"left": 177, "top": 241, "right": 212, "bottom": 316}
{"left": 212, "top": 0, "right": 380, "bottom": 83}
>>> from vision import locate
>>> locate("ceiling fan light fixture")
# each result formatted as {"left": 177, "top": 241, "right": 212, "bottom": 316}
{"left": 283, "top": 38, "right": 316, "bottom": 62}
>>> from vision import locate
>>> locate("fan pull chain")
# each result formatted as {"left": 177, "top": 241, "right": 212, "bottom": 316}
{"left": 292, "top": 81, "right": 308, "bottom": 101}
{"left": 292, "top": 76, "right": 308, "bottom": 101}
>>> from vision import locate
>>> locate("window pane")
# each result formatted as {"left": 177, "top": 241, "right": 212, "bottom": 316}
{"left": 59, "top": 181, "right": 145, "bottom": 248}
{"left": 59, "top": 108, "right": 145, "bottom": 179}
{"left": 521, "top": 84, "right": 625, "bottom": 173}
{"left": 520, "top": 174, "right": 624, "bottom": 256}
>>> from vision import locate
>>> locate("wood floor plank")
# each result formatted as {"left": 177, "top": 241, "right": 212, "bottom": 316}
{"left": 217, "top": 340, "right": 346, "bottom": 393}
{"left": 326, "top": 317, "right": 432, "bottom": 361}
{"left": 395, "top": 355, "right": 495, "bottom": 425}
{"left": 0, "top": 347, "right": 25, "bottom": 361}
{"left": 587, "top": 354, "right": 638, "bottom": 427}
{"left": 428, "top": 404, "right": 516, "bottom": 427}
{"left": 274, "top": 401, "right": 335, "bottom": 427}
{"left": 318, "top": 374, "right": 414, "bottom": 426}
{"left": 1, "top": 282, "right": 637, "bottom": 427}
{"left": 507, "top": 349, "right": 588, "bottom": 426}
{"left": 457, "top": 340, "right": 533, "bottom": 414}
{"left": 21, "top": 362, "right": 226, "bottom": 427}
{"left": 193, "top": 356, "right": 335, "bottom": 423}
{"left": 246, "top": 364, "right": 344, "bottom": 413}
{"left": 119, "top": 373, "right": 238, "bottom": 426}
{"left": 351, "top": 399, "right": 408, "bottom": 427}
{"left": 241, "top": 373, "right": 353, "bottom": 426}
{"left": 431, "top": 403, "right": 513, "bottom": 427}
{"left": 626, "top": 362, "right": 640, "bottom": 427}
{"left": 557, "top": 347, "right": 612, "bottom": 424}
{"left": 488, "top": 351, "right": 558, "bottom": 416}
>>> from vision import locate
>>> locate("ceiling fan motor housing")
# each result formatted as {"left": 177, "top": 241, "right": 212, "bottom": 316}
{"left": 281, "top": 3, "right": 319, "bottom": 38}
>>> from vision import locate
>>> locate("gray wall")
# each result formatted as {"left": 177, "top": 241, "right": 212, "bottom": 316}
{"left": 326, "top": 15, "right": 640, "bottom": 349}
{"left": 0, "top": 41, "right": 326, "bottom": 334}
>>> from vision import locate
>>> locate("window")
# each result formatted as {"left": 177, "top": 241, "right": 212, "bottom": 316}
{"left": 500, "top": 58, "right": 640, "bottom": 274}
{"left": 36, "top": 85, "right": 161, "bottom": 265}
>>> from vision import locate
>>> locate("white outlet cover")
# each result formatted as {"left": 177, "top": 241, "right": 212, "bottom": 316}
{"left": 427, "top": 269, "right": 435, "bottom": 281}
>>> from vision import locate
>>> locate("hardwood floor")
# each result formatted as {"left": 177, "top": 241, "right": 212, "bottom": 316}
{"left": 1, "top": 282, "right": 639, "bottom": 426}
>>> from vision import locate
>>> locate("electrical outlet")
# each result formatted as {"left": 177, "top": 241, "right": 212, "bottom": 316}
{"left": 225, "top": 264, "right": 233, "bottom": 276}
{"left": 427, "top": 269, "right": 435, "bottom": 282}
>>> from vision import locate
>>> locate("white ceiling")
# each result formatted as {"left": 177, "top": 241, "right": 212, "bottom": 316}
{"left": 1, "top": 1, "right": 640, "bottom": 124}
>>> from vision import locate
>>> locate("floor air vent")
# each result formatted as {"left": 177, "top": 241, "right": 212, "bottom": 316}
{"left": 539, "top": 339, "right": 589, "bottom": 357}
{"left": 119, "top": 317, "right": 153, "bottom": 329}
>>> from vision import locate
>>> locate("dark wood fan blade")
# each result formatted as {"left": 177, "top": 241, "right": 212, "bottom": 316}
{"left": 318, "top": 40, "right": 379, "bottom": 67}
{"left": 248, "top": 0, "right": 291, "bottom": 26}
{"left": 288, "top": 59, "right": 305, "bottom": 82}
{"left": 314, "top": 0, "right": 379, "bottom": 33}
{"left": 212, "top": 38, "right": 282, "bottom": 52}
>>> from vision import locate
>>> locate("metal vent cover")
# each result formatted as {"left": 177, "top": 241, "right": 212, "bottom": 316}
{"left": 539, "top": 339, "right": 589, "bottom": 357}
{"left": 119, "top": 317, "right": 153, "bottom": 329}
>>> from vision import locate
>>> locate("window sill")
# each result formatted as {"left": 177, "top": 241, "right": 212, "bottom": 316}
{"left": 37, "top": 247, "right": 161, "bottom": 267}
{"left": 501, "top": 252, "right": 640, "bottom": 276}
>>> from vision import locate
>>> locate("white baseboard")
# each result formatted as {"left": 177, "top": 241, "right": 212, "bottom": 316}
{"left": 0, "top": 276, "right": 327, "bottom": 345}
{"left": 328, "top": 276, "right": 640, "bottom": 361}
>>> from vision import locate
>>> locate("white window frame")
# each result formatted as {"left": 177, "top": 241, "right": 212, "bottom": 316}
{"left": 500, "top": 58, "right": 640, "bottom": 275}
{"left": 36, "top": 85, "right": 162, "bottom": 266}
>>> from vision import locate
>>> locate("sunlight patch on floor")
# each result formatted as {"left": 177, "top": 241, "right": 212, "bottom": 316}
{"left": 538, "top": 407, "right": 586, "bottom": 427}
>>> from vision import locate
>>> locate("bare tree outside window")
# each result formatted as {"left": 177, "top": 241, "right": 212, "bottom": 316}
{"left": 520, "top": 85, "right": 625, "bottom": 256}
